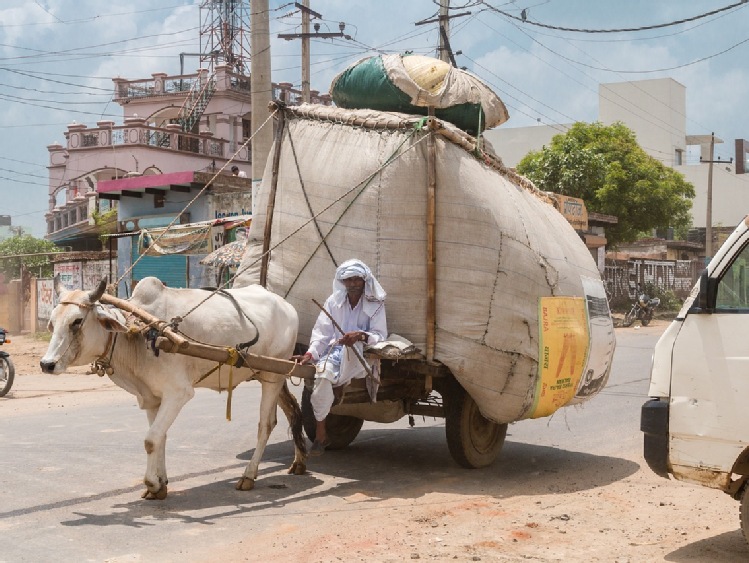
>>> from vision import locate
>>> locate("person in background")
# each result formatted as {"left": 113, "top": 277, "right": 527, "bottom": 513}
{"left": 292, "top": 259, "right": 387, "bottom": 456}
{"left": 231, "top": 165, "right": 247, "bottom": 178}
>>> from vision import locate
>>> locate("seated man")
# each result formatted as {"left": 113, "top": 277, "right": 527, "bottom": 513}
{"left": 294, "top": 259, "right": 387, "bottom": 456}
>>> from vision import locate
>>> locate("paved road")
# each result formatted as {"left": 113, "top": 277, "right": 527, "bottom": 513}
{"left": 0, "top": 322, "right": 747, "bottom": 561}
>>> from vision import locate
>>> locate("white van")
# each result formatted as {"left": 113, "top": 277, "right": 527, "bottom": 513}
{"left": 642, "top": 215, "right": 749, "bottom": 541}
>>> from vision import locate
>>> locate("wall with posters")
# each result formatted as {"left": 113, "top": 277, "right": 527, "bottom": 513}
{"left": 54, "top": 259, "right": 111, "bottom": 291}
{"left": 36, "top": 278, "right": 55, "bottom": 330}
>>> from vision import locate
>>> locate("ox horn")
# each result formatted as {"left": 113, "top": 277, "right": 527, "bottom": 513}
{"left": 87, "top": 277, "right": 107, "bottom": 303}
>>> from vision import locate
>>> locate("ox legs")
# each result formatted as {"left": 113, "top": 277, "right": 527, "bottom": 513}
{"left": 236, "top": 376, "right": 284, "bottom": 491}
{"left": 277, "top": 380, "right": 307, "bottom": 476}
{"left": 142, "top": 388, "right": 194, "bottom": 499}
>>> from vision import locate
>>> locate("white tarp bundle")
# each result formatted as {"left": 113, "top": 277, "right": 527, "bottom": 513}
{"left": 237, "top": 104, "right": 614, "bottom": 424}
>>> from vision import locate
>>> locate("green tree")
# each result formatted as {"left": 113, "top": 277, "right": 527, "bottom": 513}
{"left": 516, "top": 121, "right": 695, "bottom": 247}
{"left": 0, "top": 234, "right": 62, "bottom": 279}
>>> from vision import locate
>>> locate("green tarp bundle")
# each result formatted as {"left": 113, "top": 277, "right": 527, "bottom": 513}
{"left": 330, "top": 54, "right": 509, "bottom": 135}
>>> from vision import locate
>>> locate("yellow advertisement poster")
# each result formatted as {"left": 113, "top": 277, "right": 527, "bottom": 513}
{"left": 531, "top": 297, "right": 590, "bottom": 418}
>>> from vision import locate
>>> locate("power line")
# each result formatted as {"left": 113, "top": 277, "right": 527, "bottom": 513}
{"left": 480, "top": 0, "right": 749, "bottom": 34}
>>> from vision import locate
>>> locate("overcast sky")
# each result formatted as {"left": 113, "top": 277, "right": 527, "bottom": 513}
{"left": 1, "top": 0, "right": 747, "bottom": 236}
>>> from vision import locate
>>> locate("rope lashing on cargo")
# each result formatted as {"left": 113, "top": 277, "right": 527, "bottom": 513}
{"left": 286, "top": 128, "right": 337, "bottom": 267}
{"left": 174, "top": 112, "right": 434, "bottom": 323}
{"left": 113, "top": 108, "right": 279, "bottom": 290}
{"left": 283, "top": 119, "right": 430, "bottom": 298}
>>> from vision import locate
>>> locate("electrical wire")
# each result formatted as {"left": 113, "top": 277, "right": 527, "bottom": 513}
{"left": 480, "top": 0, "right": 749, "bottom": 34}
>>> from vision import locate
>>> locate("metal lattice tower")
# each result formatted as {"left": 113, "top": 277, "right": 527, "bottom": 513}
{"left": 200, "top": 0, "right": 251, "bottom": 75}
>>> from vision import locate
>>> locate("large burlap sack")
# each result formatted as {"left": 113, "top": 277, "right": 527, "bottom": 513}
{"left": 237, "top": 105, "right": 614, "bottom": 424}
{"left": 330, "top": 54, "right": 509, "bottom": 135}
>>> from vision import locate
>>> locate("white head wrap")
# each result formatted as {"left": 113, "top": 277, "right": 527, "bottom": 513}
{"left": 332, "top": 258, "right": 386, "bottom": 305}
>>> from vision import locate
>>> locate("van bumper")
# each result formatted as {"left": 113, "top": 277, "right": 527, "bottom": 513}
{"left": 640, "top": 399, "right": 670, "bottom": 478}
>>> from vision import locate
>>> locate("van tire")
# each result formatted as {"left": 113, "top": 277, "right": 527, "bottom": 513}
{"left": 740, "top": 486, "right": 749, "bottom": 543}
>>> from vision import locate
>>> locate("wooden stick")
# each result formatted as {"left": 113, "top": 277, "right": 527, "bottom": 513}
{"left": 100, "top": 293, "right": 188, "bottom": 350}
{"left": 426, "top": 110, "right": 437, "bottom": 364}
{"left": 155, "top": 337, "right": 316, "bottom": 379}
{"left": 260, "top": 104, "right": 287, "bottom": 287}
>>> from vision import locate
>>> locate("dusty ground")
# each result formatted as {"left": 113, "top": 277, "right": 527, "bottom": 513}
{"left": 4, "top": 328, "right": 749, "bottom": 562}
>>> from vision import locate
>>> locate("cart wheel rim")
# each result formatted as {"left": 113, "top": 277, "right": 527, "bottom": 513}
{"left": 468, "top": 401, "right": 502, "bottom": 453}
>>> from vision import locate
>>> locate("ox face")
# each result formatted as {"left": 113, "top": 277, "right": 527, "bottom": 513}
{"left": 40, "top": 277, "right": 108, "bottom": 374}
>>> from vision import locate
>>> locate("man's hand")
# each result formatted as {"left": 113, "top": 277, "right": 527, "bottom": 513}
{"left": 339, "top": 331, "right": 366, "bottom": 347}
{"left": 291, "top": 352, "right": 314, "bottom": 364}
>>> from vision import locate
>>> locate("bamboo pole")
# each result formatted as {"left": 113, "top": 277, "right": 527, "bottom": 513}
{"left": 100, "top": 293, "right": 188, "bottom": 350}
{"left": 154, "top": 337, "right": 316, "bottom": 379}
{"left": 426, "top": 110, "right": 437, "bottom": 364}
{"left": 260, "top": 103, "right": 287, "bottom": 287}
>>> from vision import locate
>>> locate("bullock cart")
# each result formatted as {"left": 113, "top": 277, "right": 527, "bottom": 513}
{"left": 106, "top": 289, "right": 481, "bottom": 466}
{"left": 225, "top": 99, "right": 615, "bottom": 469}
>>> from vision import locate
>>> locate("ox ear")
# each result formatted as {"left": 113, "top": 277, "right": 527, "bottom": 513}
{"left": 53, "top": 274, "right": 65, "bottom": 299}
{"left": 88, "top": 277, "right": 107, "bottom": 303}
{"left": 95, "top": 304, "right": 129, "bottom": 333}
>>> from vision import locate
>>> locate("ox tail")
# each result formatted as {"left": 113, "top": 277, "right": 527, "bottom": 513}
{"left": 279, "top": 381, "right": 307, "bottom": 456}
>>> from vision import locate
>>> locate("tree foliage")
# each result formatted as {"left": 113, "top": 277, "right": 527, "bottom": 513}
{"left": 516, "top": 121, "right": 695, "bottom": 247}
{"left": 0, "top": 235, "right": 62, "bottom": 280}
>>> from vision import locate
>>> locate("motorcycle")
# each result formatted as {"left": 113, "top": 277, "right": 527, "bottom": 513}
{"left": 622, "top": 294, "right": 660, "bottom": 327}
{"left": 0, "top": 327, "right": 14, "bottom": 397}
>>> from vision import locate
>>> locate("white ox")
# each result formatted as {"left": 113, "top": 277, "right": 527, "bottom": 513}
{"left": 40, "top": 276, "right": 307, "bottom": 499}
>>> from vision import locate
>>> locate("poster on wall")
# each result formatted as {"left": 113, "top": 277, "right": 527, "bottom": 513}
{"left": 37, "top": 279, "right": 55, "bottom": 324}
{"left": 54, "top": 262, "right": 83, "bottom": 291}
{"left": 82, "top": 260, "right": 110, "bottom": 290}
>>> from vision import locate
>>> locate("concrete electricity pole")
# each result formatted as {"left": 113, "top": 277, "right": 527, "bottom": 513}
{"left": 301, "top": 0, "right": 310, "bottom": 103}
{"left": 414, "top": 1, "right": 470, "bottom": 67}
{"left": 251, "top": 0, "right": 273, "bottom": 183}
{"left": 706, "top": 132, "right": 715, "bottom": 259}
{"left": 700, "top": 133, "right": 731, "bottom": 259}
{"left": 278, "top": 3, "right": 349, "bottom": 102}
{"left": 438, "top": 0, "right": 450, "bottom": 63}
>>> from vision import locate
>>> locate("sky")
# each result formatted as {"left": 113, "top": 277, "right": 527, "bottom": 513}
{"left": 1, "top": 0, "right": 748, "bottom": 237}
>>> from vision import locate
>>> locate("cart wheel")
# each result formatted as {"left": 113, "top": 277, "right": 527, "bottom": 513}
{"left": 301, "top": 386, "right": 364, "bottom": 450}
{"left": 445, "top": 376, "right": 507, "bottom": 468}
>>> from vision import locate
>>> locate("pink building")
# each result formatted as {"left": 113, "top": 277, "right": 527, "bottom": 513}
{"left": 45, "top": 64, "right": 330, "bottom": 250}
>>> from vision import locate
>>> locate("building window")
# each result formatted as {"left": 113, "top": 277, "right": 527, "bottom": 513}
{"left": 675, "top": 149, "right": 683, "bottom": 166}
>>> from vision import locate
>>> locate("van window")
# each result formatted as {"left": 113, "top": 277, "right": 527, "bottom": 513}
{"left": 716, "top": 243, "right": 749, "bottom": 310}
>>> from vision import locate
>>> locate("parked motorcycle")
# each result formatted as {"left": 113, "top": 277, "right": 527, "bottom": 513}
{"left": 0, "top": 327, "right": 14, "bottom": 397}
{"left": 622, "top": 294, "right": 660, "bottom": 327}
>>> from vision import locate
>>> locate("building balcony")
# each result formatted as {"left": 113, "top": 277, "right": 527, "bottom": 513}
{"left": 113, "top": 69, "right": 332, "bottom": 106}
{"left": 64, "top": 119, "right": 239, "bottom": 161}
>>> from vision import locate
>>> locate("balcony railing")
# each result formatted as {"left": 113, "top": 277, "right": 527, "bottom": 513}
{"left": 69, "top": 123, "right": 228, "bottom": 159}
{"left": 114, "top": 69, "right": 333, "bottom": 106}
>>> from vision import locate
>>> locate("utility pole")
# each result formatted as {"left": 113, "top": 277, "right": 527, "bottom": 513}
{"left": 251, "top": 0, "right": 273, "bottom": 184}
{"left": 438, "top": 0, "right": 450, "bottom": 63}
{"left": 700, "top": 133, "right": 732, "bottom": 260}
{"left": 278, "top": 2, "right": 350, "bottom": 102}
{"left": 301, "top": 0, "right": 310, "bottom": 102}
{"left": 706, "top": 132, "right": 715, "bottom": 260}
{"left": 414, "top": 1, "right": 470, "bottom": 67}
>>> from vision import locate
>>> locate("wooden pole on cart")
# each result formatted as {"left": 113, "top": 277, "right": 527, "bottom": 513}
{"left": 260, "top": 102, "right": 287, "bottom": 287}
{"left": 426, "top": 109, "right": 437, "bottom": 364}
{"left": 154, "top": 337, "right": 315, "bottom": 379}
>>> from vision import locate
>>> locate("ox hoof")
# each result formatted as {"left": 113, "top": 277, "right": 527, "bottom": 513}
{"left": 235, "top": 477, "right": 255, "bottom": 491}
{"left": 141, "top": 485, "right": 168, "bottom": 500}
{"left": 287, "top": 461, "right": 307, "bottom": 475}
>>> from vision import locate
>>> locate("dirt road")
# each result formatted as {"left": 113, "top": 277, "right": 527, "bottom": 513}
{"left": 3, "top": 326, "right": 749, "bottom": 562}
